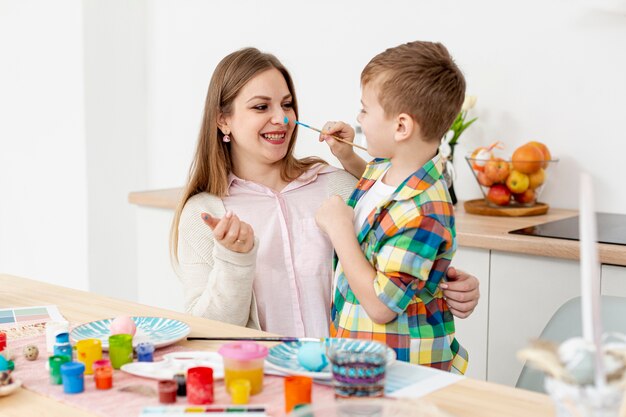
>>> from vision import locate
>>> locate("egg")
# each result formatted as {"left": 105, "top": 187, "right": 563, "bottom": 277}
{"left": 23, "top": 345, "right": 39, "bottom": 361}
{"left": 109, "top": 316, "right": 137, "bottom": 336}
{"left": 297, "top": 342, "right": 328, "bottom": 372}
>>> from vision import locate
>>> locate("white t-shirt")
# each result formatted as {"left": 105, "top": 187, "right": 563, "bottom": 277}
{"left": 353, "top": 168, "right": 397, "bottom": 234}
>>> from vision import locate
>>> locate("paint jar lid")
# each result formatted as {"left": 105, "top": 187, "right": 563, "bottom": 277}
{"left": 49, "top": 355, "right": 71, "bottom": 372}
{"left": 218, "top": 342, "right": 268, "bottom": 361}
{"left": 55, "top": 333, "right": 70, "bottom": 343}
{"left": 61, "top": 361, "right": 85, "bottom": 376}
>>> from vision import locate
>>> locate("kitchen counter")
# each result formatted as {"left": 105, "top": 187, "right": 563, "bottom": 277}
{"left": 129, "top": 188, "right": 626, "bottom": 266}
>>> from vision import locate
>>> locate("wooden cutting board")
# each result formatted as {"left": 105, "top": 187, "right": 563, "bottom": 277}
{"left": 464, "top": 198, "right": 549, "bottom": 217}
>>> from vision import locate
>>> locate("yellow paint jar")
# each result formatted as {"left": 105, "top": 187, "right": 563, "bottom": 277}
{"left": 76, "top": 338, "right": 102, "bottom": 375}
{"left": 218, "top": 342, "right": 268, "bottom": 395}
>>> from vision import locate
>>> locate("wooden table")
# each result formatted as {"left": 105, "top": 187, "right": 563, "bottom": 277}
{"left": 0, "top": 274, "right": 555, "bottom": 417}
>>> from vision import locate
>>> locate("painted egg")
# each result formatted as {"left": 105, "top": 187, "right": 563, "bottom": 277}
{"left": 297, "top": 342, "right": 328, "bottom": 372}
{"left": 109, "top": 316, "right": 137, "bottom": 336}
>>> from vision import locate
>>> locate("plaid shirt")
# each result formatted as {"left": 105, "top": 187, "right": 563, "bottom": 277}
{"left": 330, "top": 155, "right": 468, "bottom": 374}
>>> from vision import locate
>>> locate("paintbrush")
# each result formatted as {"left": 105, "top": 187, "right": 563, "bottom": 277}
{"left": 186, "top": 336, "right": 322, "bottom": 343}
{"left": 285, "top": 117, "right": 368, "bottom": 151}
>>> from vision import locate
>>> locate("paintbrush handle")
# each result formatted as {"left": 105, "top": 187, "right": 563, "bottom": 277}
{"left": 186, "top": 336, "right": 321, "bottom": 343}
{"left": 297, "top": 122, "right": 368, "bottom": 151}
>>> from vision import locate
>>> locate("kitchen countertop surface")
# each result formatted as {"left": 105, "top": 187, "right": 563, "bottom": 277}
{"left": 129, "top": 187, "right": 626, "bottom": 266}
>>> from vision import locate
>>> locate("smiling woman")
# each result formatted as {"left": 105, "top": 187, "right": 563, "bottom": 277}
{"left": 169, "top": 47, "right": 481, "bottom": 338}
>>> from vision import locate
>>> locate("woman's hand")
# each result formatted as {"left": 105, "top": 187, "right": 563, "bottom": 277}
{"left": 440, "top": 267, "right": 480, "bottom": 319}
{"left": 201, "top": 211, "right": 254, "bottom": 253}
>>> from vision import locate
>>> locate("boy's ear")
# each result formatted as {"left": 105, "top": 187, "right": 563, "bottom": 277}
{"left": 394, "top": 113, "right": 417, "bottom": 143}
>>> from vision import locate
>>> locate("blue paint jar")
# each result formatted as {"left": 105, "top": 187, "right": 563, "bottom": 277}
{"left": 54, "top": 332, "right": 73, "bottom": 361}
{"left": 61, "top": 361, "right": 85, "bottom": 394}
{"left": 136, "top": 342, "right": 155, "bottom": 362}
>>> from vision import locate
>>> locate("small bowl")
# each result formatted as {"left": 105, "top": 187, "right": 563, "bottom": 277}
{"left": 0, "top": 378, "right": 22, "bottom": 397}
{"left": 465, "top": 155, "right": 558, "bottom": 208}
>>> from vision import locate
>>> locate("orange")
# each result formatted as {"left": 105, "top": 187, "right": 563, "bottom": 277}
{"left": 511, "top": 143, "right": 543, "bottom": 174}
{"left": 527, "top": 141, "right": 552, "bottom": 168}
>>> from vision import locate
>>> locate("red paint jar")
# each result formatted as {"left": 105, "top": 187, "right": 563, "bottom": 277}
{"left": 187, "top": 367, "right": 214, "bottom": 405}
{"left": 94, "top": 365, "right": 113, "bottom": 390}
{"left": 158, "top": 380, "right": 177, "bottom": 404}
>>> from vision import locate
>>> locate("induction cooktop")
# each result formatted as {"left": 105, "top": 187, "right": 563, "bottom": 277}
{"left": 509, "top": 213, "right": 626, "bottom": 246}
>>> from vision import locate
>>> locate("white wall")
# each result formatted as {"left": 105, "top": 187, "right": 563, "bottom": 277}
{"left": 1, "top": 0, "right": 625, "bottom": 302}
{"left": 0, "top": 1, "right": 89, "bottom": 290}
{"left": 145, "top": 0, "right": 626, "bottom": 214}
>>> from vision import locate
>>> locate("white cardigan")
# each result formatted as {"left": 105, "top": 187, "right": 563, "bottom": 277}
{"left": 172, "top": 169, "right": 357, "bottom": 330}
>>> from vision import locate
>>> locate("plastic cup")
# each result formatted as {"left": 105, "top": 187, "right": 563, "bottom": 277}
{"left": 327, "top": 341, "right": 387, "bottom": 399}
{"left": 218, "top": 342, "right": 268, "bottom": 395}
{"left": 108, "top": 334, "right": 133, "bottom": 369}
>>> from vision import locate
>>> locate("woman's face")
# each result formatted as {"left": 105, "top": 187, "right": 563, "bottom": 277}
{"left": 222, "top": 68, "right": 296, "bottom": 174}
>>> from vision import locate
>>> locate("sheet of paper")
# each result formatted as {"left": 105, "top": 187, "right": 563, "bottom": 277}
{"left": 0, "top": 305, "right": 66, "bottom": 339}
{"left": 386, "top": 360, "right": 463, "bottom": 398}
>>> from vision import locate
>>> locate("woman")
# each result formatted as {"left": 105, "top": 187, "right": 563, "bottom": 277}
{"left": 170, "top": 47, "right": 479, "bottom": 337}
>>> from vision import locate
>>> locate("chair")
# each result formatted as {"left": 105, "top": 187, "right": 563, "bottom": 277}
{"left": 515, "top": 296, "right": 626, "bottom": 393}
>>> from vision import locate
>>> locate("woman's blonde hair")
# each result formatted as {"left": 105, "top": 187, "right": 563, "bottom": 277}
{"left": 170, "top": 47, "right": 325, "bottom": 261}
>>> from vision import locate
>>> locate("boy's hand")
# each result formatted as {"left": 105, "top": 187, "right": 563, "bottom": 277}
{"left": 319, "top": 121, "right": 356, "bottom": 161}
{"left": 315, "top": 195, "right": 354, "bottom": 237}
{"left": 201, "top": 211, "right": 254, "bottom": 253}
{"left": 439, "top": 267, "right": 480, "bottom": 318}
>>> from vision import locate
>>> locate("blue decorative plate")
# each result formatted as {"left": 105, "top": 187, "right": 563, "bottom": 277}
{"left": 265, "top": 338, "right": 396, "bottom": 380}
{"left": 70, "top": 317, "right": 190, "bottom": 350}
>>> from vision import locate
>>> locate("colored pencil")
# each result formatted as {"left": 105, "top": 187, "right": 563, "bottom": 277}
{"left": 286, "top": 117, "right": 368, "bottom": 151}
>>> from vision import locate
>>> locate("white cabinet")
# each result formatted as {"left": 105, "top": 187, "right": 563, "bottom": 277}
{"left": 601, "top": 264, "right": 626, "bottom": 297}
{"left": 488, "top": 251, "right": 581, "bottom": 386}
{"left": 452, "top": 247, "right": 490, "bottom": 380}
{"left": 135, "top": 207, "right": 184, "bottom": 312}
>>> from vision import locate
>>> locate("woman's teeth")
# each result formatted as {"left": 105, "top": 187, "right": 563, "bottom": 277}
{"left": 262, "top": 133, "right": 285, "bottom": 140}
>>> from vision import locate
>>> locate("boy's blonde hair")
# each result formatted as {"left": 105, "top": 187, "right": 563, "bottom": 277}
{"left": 361, "top": 41, "right": 466, "bottom": 142}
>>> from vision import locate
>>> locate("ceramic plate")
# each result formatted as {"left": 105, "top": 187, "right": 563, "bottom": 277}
{"left": 121, "top": 351, "right": 224, "bottom": 380}
{"left": 265, "top": 338, "right": 396, "bottom": 380}
{"left": 0, "top": 379, "right": 22, "bottom": 397}
{"left": 70, "top": 317, "right": 190, "bottom": 350}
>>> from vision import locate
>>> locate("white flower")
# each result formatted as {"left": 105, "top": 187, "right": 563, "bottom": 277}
{"left": 462, "top": 95, "right": 477, "bottom": 112}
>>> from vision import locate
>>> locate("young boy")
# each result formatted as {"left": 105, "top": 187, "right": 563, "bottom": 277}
{"left": 315, "top": 41, "right": 468, "bottom": 373}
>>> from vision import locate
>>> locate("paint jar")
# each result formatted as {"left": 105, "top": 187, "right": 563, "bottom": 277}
{"left": 173, "top": 372, "right": 186, "bottom": 396}
{"left": 158, "top": 380, "right": 177, "bottom": 404}
{"left": 92, "top": 359, "right": 111, "bottom": 372}
{"left": 218, "top": 342, "right": 268, "bottom": 395}
{"left": 187, "top": 367, "right": 214, "bottom": 404}
{"left": 108, "top": 334, "right": 133, "bottom": 369}
{"left": 76, "top": 338, "right": 102, "bottom": 375}
{"left": 284, "top": 376, "right": 313, "bottom": 413}
{"left": 49, "top": 355, "right": 70, "bottom": 385}
{"left": 45, "top": 321, "right": 70, "bottom": 354}
{"left": 94, "top": 364, "right": 113, "bottom": 390}
{"left": 61, "top": 361, "right": 85, "bottom": 394}
{"left": 0, "top": 331, "right": 6, "bottom": 352}
{"left": 136, "top": 342, "right": 155, "bottom": 362}
{"left": 229, "top": 378, "right": 251, "bottom": 405}
{"left": 327, "top": 340, "right": 387, "bottom": 398}
{"left": 53, "top": 332, "right": 73, "bottom": 361}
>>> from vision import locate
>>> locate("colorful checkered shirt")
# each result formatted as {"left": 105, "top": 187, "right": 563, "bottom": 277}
{"left": 330, "top": 154, "right": 468, "bottom": 374}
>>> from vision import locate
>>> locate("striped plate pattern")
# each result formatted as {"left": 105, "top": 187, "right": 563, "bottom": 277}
{"left": 70, "top": 317, "right": 190, "bottom": 350}
{"left": 266, "top": 338, "right": 396, "bottom": 379}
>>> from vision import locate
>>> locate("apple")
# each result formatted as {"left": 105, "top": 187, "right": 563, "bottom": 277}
{"left": 477, "top": 171, "right": 494, "bottom": 187}
{"left": 528, "top": 168, "right": 545, "bottom": 189}
{"left": 484, "top": 157, "right": 510, "bottom": 183}
{"left": 514, "top": 188, "right": 536, "bottom": 205}
{"left": 487, "top": 184, "right": 511, "bottom": 206}
{"left": 506, "top": 170, "right": 530, "bottom": 194}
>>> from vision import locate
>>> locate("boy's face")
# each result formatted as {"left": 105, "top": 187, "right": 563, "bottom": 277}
{"left": 357, "top": 83, "right": 397, "bottom": 159}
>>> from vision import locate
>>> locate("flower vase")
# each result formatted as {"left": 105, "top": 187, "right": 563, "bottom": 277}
{"left": 444, "top": 147, "right": 457, "bottom": 205}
